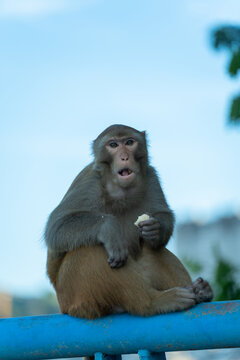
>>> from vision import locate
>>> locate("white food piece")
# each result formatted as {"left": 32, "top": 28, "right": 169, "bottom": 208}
{"left": 134, "top": 214, "right": 150, "bottom": 227}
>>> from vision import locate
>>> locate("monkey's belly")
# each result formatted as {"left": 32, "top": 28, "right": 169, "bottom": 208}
{"left": 55, "top": 245, "right": 192, "bottom": 318}
{"left": 56, "top": 245, "right": 191, "bottom": 295}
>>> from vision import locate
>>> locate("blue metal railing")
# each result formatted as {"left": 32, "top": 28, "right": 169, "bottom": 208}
{"left": 0, "top": 301, "right": 240, "bottom": 360}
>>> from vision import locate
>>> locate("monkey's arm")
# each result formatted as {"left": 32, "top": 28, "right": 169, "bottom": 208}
{"left": 139, "top": 166, "right": 175, "bottom": 249}
{"left": 45, "top": 209, "right": 104, "bottom": 252}
{"left": 45, "top": 209, "right": 128, "bottom": 268}
{"left": 45, "top": 167, "right": 128, "bottom": 268}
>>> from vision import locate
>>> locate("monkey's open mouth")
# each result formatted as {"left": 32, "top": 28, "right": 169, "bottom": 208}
{"left": 118, "top": 168, "right": 133, "bottom": 177}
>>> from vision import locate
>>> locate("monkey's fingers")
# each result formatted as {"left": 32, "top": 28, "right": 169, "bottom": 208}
{"left": 108, "top": 256, "right": 127, "bottom": 268}
{"left": 141, "top": 230, "right": 159, "bottom": 238}
{"left": 138, "top": 217, "right": 159, "bottom": 228}
{"left": 107, "top": 248, "right": 128, "bottom": 268}
{"left": 141, "top": 228, "right": 161, "bottom": 248}
{"left": 139, "top": 222, "right": 160, "bottom": 233}
{"left": 141, "top": 226, "right": 160, "bottom": 235}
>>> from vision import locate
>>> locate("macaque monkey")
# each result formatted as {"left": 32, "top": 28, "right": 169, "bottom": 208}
{"left": 45, "top": 124, "right": 213, "bottom": 319}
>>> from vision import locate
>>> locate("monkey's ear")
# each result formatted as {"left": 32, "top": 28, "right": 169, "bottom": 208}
{"left": 92, "top": 135, "right": 106, "bottom": 158}
{"left": 141, "top": 131, "right": 148, "bottom": 144}
{"left": 141, "top": 131, "right": 148, "bottom": 155}
{"left": 91, "top": 140, "right": 97, "bottom": 157}
{"left": 92, "top": 138, "right": 102, "bottom": 158}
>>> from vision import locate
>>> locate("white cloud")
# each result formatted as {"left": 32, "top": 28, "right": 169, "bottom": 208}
{"left": 0, "top": 0, "right": 69, "bottom": 17}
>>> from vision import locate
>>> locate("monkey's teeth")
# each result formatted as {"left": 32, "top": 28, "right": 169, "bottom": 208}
{"left": 119, "top": 168, "right": 133, "bottom": 177}
{"left": 122, "top": 169, "right": 129, "bottom": 176}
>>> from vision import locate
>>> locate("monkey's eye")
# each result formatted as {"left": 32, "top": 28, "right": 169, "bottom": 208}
{"left": 109, "top": 142, "right": 118, "bottom": 148}
{"left": 125, "top": 139, "right": 135, "bottom": 146}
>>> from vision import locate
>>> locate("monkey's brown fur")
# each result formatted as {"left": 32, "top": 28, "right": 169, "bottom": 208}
{"left": 48, "top": 245, "right": 194, "bottom": 319}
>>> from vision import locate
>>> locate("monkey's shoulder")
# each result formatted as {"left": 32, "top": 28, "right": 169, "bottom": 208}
{"left": 59, "top": 163, "right": 103, "bottom": 207}
{"left": 63, "top": 163, "right": 99, "bottom": 193}
{"left": 146, "top": 165, "right": 161, "bottom": 182}
{"left": 144, "top": 165, "right": 172, "bottom": 213}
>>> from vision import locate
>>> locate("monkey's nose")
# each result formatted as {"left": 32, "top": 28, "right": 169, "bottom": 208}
{"left": 120, "top": 153, "right": 129, "bottom": 161}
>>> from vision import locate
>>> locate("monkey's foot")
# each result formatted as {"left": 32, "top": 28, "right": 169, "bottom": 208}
{"left": 191, "top": 277, "right": 213, "bottom": 303}
{"left": 152, "top": 287, "right": 197, "bottom": 314}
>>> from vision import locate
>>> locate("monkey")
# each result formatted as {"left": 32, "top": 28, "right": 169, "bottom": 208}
{"left": 45, "top": 124, "right": 213, "bottom": 319}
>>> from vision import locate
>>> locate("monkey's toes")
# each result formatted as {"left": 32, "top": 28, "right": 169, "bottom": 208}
{"left": 169, "top": 287, "right": 196, "bottom": 311}
{"left": 192, "top": 278, "right": 213, "bottom": 303}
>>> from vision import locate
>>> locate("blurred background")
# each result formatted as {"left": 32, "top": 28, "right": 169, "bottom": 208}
{"left": 0, "top": 1, "right": 240, "bottom": 358}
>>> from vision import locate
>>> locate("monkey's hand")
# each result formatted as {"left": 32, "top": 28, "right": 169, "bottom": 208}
{"left": 139, "top": 217, "right": 162, "bottom": 249}
{"left": 98, "top": 215, "right": 129, "bottom": 269}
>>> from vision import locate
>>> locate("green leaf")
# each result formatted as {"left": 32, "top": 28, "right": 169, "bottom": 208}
{"left": 230, "top": 95, "right": 240, "bottom": 124}
{"left": 213, "top": 26, "right": 240, "bottom": 50}
{"left": 213, "top": 256, "right": 240, "bottom": 301}
{"left": 228, "top": 49, "right": 240, "bottom": 76}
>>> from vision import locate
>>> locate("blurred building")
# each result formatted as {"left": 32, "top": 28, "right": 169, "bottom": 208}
{"left": 176, "top": 214, "right": 240, "bottom": 282}
{"left": 0, "top": 291, "right": 59, "bottom": 318}
{"left": 12, "top": 293, "right": 59, "bottom": 317}
{"left": 0, "top": 292, "right": 12, "bottom": 317}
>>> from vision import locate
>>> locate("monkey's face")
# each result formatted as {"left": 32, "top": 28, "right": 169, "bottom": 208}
{"left": 93, "top": 125, "right": 148, "bottom": 194}
{"left": 105, "top": 137, "right": 140, "bottom": 188}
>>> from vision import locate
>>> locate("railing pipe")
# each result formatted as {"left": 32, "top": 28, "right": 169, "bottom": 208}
{"left": 0, "top": 301, "right": 239, "bottom": 360}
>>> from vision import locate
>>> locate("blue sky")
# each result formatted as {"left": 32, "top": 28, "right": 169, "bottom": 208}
{"left": 1, "top": 0, "right": 240, "bottom": 296}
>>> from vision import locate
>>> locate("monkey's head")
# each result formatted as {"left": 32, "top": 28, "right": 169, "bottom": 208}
{"left": 93, "top": 125, "right": 148, "bottom": 190}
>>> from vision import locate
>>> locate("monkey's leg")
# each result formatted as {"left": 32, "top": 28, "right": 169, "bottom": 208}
{"left": 137, "top": 246, "right": 192, "bottom": 290}
{"left": 139, "top": 247, "right": 213, "bottom": 304}
{"left": 55, "top": 245, "right": 196, "bottom": 319}
{"left": 46, "top": 251, "right": 65, "bottom": 288}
